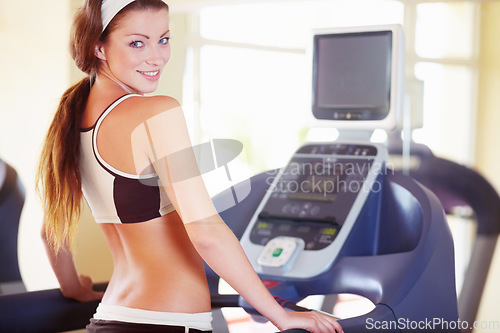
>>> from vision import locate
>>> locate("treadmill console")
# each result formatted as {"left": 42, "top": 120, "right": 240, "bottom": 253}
{"left": 240, "top": 142, "right": 386, "bottom": 278}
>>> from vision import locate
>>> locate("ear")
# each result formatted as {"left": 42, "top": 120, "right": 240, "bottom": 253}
{"left": 95, "top": 43, "right": 107, "bottom": 61}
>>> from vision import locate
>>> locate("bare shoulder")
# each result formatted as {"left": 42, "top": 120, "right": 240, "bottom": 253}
{"left": 116, "top": 95, "right": 183, "bottom": 127}
{"left": 128, "top": 95, "right": 181, "bottom": 115}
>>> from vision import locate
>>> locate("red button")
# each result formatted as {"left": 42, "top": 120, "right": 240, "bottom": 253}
{"left": 262, "top": 280, "right": 280, "bottom": 289}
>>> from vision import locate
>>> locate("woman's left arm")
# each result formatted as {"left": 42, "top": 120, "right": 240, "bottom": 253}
{"left": 41, "top": 223, "right": 104, "bottom": 302}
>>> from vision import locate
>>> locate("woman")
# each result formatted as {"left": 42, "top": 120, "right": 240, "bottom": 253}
{"left": 36, "top": 0, "right": 343, "bottom": 332}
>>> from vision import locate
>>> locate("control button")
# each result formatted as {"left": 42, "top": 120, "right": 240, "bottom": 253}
{"left": 336, "top": 145, "right": 348, "bottom": 155}
{"left": 351, "top": 112, "right": 362, "bottom": 120}
{"left": 290, "top": 204, "right": 301, "bottom": 215}
{"left": 282, "top": 203, "right": 292, "bottom": 214}
{"left": 262, "top": 280, "right": 280, "bottom": 289}
{"left": 272, "top": 248, "right": 283, "bottom": 257}
{"left": 278, "top": 223, "right": 292, "bottom": 232}
{"left": 297, "top": 226, "right": 311, "bottom": 234}
{"left": 257, "top": 237, "right": 304, "bottom": 272}
{"left": 310, "top": 205, "right": 320, "bottom": 216}
{"left": 322, "top": 227, "right": 337, "bottom": 236}
{"left": 315, "top": 227, "right": 338, "bottom": 245}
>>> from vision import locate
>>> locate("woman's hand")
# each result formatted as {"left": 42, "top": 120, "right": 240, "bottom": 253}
{"left": 275, "top": 310, "right": 343, "bottom": 333}
{"left": 41, "top": 221, "right": 104, "bottom": 303}
{"left": 61, "top": 274, "right": 104, "bottom": 303}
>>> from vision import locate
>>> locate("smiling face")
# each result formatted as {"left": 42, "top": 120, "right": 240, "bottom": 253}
{"left": 96, "top": 8, "right": 170, "bottom": 94}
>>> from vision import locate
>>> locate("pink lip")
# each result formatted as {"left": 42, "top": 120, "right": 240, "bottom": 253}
{"left": 137, "top": 70, "right": 161, "bottom": 81}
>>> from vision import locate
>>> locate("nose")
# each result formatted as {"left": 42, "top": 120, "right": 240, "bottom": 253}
{"left": 146, "top": 45, "right": 170, "bottom": 66}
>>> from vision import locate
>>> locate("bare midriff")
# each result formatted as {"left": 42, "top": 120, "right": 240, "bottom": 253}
{"left": 98, "top": 211, "right": 211, "bottom": 314}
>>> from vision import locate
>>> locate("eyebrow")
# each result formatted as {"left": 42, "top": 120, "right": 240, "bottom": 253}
{"left": 126, "top": 30, "right": 170, "bottom": 39}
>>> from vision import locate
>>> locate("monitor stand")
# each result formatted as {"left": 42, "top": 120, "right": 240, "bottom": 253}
{"left": 337, "top": 129, "right": 374, "bottom": 142}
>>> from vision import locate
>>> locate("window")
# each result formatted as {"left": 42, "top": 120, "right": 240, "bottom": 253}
{"left": 415, "top": 2, "right": 475, "bottom": 59}
{"left": 412, "top": 2, "right": 477, "bottom": 163}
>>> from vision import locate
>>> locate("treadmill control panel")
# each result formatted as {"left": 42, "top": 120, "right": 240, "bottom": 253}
{"left": 250, "top": 143, "right": 377, "bottom": 250}
{"left": 240, "top": 142, "right": 386, "bottom": 278}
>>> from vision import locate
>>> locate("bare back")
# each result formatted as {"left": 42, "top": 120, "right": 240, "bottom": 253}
{"left": 82, "top": 88, "right": 211, "bottom": 313}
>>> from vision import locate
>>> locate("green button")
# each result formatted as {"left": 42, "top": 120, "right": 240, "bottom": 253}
{"left": 272, "top": 248, "right": 283, "bottom": 257}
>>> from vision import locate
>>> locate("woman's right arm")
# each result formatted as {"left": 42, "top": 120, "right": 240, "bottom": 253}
{"left": 184, "top": 216, "right": 342, "bottom": 332}
{"left": 41, "top": 222, "right": 103, "bottom": 302}
{"left": 130, "top": 97, "right": 342, "bottom": 332}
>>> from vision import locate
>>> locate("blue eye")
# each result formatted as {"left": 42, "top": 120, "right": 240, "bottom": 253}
{"left": 159, "top": 37, "right": 170, "bottom": 45}
{"left": 130, "top": 40, "right": 144, "bottom": 48}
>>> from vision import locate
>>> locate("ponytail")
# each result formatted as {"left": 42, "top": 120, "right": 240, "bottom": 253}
{"left": 36, "top": 0, "right": 102, "bottom": 253}
{"left": 36, "top": 77, "right": 91, "bottom": 252}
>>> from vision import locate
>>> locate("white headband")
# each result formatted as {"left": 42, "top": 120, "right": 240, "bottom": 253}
{"left": 101, "top": 0, "right": 168, "bottom": 32}
{"left": 101, "top": 0, "right": 135, "bottom": 32}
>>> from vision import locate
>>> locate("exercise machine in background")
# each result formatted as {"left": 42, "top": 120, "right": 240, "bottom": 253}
{"left": 0, "top": 159, "right": 26, "bottom": 296}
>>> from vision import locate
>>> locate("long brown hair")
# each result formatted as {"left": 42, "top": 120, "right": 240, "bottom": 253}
{"left": 36, "top": 0, "right": 169, "bottom": 252}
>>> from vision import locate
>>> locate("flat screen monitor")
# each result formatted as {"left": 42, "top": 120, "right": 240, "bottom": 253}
{"left": 312, "top": 25, "right": 404, "bottom": 130}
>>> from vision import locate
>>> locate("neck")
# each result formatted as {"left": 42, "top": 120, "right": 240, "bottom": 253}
{"left": 95, "top": 66, "right": 141, "bottom": 96}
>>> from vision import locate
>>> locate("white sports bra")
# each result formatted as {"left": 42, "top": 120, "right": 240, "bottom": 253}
{"left": 80, "top": 94, "right": 175, "bottom": 223}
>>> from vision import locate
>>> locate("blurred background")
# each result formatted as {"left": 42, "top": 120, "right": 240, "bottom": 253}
{"left": 0, "top": 0, "right": 499, "bottom": 331}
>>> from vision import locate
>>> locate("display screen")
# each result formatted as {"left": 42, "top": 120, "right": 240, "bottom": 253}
{"left": 260, "top": 156, "right": 373, "bottom": 224}
{"left": 312, "top": 31, "right": 393, "bottom": 120}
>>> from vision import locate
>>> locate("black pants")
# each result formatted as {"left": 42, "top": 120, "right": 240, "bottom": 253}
{"left": 86, "top": 319, "right": 212, "bottom": 332}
